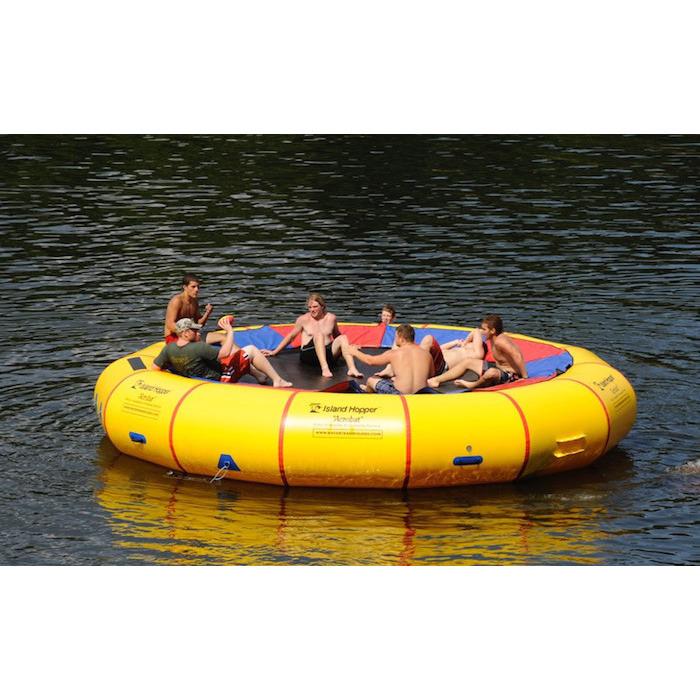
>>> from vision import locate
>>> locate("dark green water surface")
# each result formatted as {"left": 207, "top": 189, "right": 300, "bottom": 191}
{"left": 1, "top": 134, "right": 698, "bottom": 564}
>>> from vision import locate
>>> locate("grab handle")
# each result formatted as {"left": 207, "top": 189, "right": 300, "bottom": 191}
{"left": 453, "top": 455, "right": 483, "bottom": 467}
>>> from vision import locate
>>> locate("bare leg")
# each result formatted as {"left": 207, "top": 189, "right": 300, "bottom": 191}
{"left": 250, "top": 365, "right": 268, "bottom": 384}
{"left": 466, "top": 330, "right": 486, "bottom": 359}
{"left": 427, "top": 357, "right": 484, "bottom": 388}
{"left": 375, "top": 341, "right": 399, "bottom": 378}
{"left": 455, "top": 367, "right": 500, "bottom": 391}
{"left": 244, "top": 345, "right": 293, "bottom": 388}
{"left": 419, "top": 335, "right": 435, "bottom": 352}
{"left": 333, "top": 335, "right": 363, "bottom": 378}
{"left": 374, "top": 364, "right": 394, "bottom": 378}
{"left": 311, "top": 332, "right": 334, "bottom": 378}
{"left": 205, "top": 330, "right": 226, "bottom": 345}
{"left": 362, "top": 376, "right": 380, "bottom": 393}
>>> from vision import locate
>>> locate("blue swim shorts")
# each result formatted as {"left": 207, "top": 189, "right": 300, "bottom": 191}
{"left": 374, "top": 378, "right": 401, "bottom": 395}
{"left": 483, "top": 361, "right": 518, "bottom": 385}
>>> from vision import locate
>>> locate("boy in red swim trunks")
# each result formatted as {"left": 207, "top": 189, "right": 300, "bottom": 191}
{"left": 153, "top": 317, "right": 292, "bottom": 387}
{"left": 163, "top": 273, "right": 214, "bottom": 344}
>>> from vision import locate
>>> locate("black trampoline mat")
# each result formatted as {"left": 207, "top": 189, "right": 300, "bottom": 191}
{"left": 239, "top": 347, "right": 387, "bottom": 392}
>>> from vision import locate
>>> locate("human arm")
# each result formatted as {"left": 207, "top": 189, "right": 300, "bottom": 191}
{"left": 216, "top": 317, "right": 236, "bottom": 360}
{"left": 261, "top": 319, "right": 303, "bottom": 357}
{"left": 502, "top": 339, "right": 528, "bottom": 379}
{"left": 331, "top": 317, "right": 341, "bottom": 339}
{"left": 198, "top": 303, "right": 214, "bottom": 326}
{"left": 151, "top": 345, "right": 169, "bottom": 371}
{"left": 347, "top": 346, "right": 395, "bottom": 367}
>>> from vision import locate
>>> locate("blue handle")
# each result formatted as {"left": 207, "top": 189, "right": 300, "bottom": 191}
{"left": 129, "top": 432, "right": 147, "bottom": 444}
{"left": 453, "top": 455, "right": 483, "bottom": 466}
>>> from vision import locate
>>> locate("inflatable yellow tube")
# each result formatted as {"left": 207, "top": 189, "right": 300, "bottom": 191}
{"left": 93, "top": 326, "right": 636, "bottom": 489}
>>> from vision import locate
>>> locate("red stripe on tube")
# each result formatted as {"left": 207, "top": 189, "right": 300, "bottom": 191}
{"left": 278, "top": 391, "right": 301, "bottom": 487}
{"left": 400, "top": 396, "right": 412, "bottom": 490}
{"left": 498, "top": 392, "right": 531, "bottom": 479}
{"left": 168, "top": 382, "right": 207, "bottom": 474}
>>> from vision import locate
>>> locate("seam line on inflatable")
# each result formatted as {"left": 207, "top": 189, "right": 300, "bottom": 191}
{"left": 560, "top": 378, "right": 612, "bottom": 453}
{"left": 569, "top": 361, "right": 612, "bottom": 368}
{"left": 168, "top": 382, "right": 208, "bottom": 474}
{"left": 499, "top": 393, "right": 531, "bottom": 479}
{"left": 399, "top": 395, "right": 412, "bottom": 489}
{"left": 102, "top": 369, "right": 147, "bottom": 444}
{"left": 278, "top": 391, "right": 301, "bottom": 487}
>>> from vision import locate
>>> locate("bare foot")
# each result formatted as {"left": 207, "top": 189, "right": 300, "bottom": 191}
{"left": 454, "top": 379, "right": 475, "bottom": 390}
{"left": 273, "top": 378, "right": 293, "bottom": 388}
{"left": 347, "top": 369, "right": 363, "bottom": 378}
{"left": 427, "top": 377, "right": 440, "bottom": 389}
{"left": 321, "top": 367, "right": 333, "bottom": 378}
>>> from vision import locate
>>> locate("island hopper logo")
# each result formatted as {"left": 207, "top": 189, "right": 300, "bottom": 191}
{"left": 307, "top": 403, "right": 379, "bottom": 415}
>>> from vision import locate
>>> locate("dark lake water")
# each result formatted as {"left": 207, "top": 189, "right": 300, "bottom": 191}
{"left": 1, "top": 134, "right": 698, "bottom": 565}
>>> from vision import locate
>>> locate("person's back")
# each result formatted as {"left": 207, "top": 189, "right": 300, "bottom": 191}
{"left": 389, "top": 340, "right": 432, "bottom": 394}
{"left": 159, "top": 341, "right": 222, "bottom": 381}
{"left": 348, "top": 323, "right": 432, "bottom": 394}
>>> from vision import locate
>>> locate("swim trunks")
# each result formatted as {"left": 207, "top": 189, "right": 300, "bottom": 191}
{"left": 220, "top": 349, "right": 251, "bottom": 384}
{"left": 300, "top": 339, "right": 336, "bottom": 369}
{"left": 374, "top": 378, "right": 401, "bottom": 395}
{"left": 165, "top": 333, "right": 178, "bottom": 344}
{"left": 429, "top": 337, "right": 447, "bottom": 377}
{"left": 483, "top": 361, "right": 519, "bottom": 385}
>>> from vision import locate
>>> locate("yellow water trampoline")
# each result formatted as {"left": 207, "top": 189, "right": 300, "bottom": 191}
{"left": 93, "top": 322, "right": 636, "bottom": 489}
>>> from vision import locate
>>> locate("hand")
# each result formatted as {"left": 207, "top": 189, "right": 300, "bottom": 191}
{"left": 261, "top": 349, "right": 276, "bottom": 357}
{"left": 219, "top": 317, "right": 232, "bottom": 332}
{"left": 204, "top": 303, "right": 214, "bottom": 315}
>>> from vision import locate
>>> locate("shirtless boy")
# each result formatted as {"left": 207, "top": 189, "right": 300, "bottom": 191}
{"left": 374, "top": 323, "right": 484, "bottom": 379}
{"left": 347, "top": 324, "right": 432, "bottom": 394}
{"left": 261, "top": 293, "right": 362, "bottom": 379}
{"left": 164, "top": 274, "right": 214, "bottom": 344}
{"left": 437, "top": 329, "right": 487, "bottom": 371}
{"left": 428, "top": 315, "right": 527, "bottom": 390}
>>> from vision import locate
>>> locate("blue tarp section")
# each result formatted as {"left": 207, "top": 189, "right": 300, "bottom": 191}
{"left": 231, "top": 325, "right": 572, "bottom": 377}
{"left": 526, "top": 351, "right": 573, "bottom": 378}
{"left": 231, "top": 325, "right": 283, "bottom": 350}
{"left": 381, "top": 326, "right": 470, "bottom": 348}
{"left": 380, "top": 325, "right": 396, "bottom": 347}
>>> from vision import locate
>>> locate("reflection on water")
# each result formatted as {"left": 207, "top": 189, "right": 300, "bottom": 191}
{"left": 95, "top": 439, "right": 636, "bottom": 565}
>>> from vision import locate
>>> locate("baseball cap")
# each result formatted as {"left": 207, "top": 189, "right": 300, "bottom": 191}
{"left": 175, "top": 318, "right": 203, "bottom": 334}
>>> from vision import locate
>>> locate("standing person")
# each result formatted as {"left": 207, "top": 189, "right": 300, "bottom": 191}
{"left": 152, "top": 317, "right": 292, "bottom": 387}
{"left": 347, "top": 324, "right": 432, "bottom": 394}
{"left": 262, "top": 293, "right": 362, "bottom": 379}
{"left": 163, "top": 273, "right": 214, "bottom": 343}
{"left": 428, "top": 315, "right": 527, "bottom": 390}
